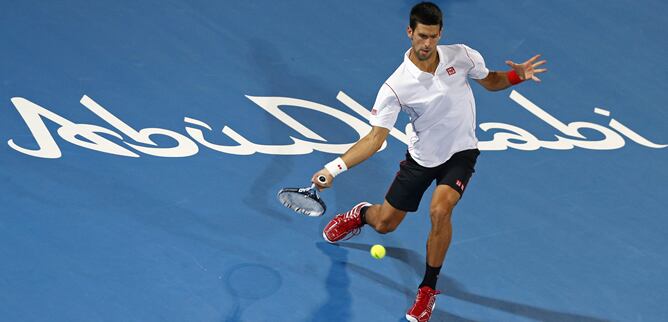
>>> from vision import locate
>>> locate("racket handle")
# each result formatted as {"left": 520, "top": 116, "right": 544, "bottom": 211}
{"left": 317, "top": 175, "right": 328, "bottom": 184}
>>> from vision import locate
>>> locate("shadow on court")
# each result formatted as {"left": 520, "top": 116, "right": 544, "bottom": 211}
{"left": 309, "top": 242, "right": 353, "bottom": 321}
{"left": 336, "top": 242, "right": 611, "bottom": 322}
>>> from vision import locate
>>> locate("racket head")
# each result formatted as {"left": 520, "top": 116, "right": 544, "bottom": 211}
{"left": 276, "top": 185, "right": 326, "bottom": 217}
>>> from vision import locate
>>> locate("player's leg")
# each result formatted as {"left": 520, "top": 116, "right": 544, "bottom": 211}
{"left": 424, "top": 184, "right": 460, "bottom": 281}
{"left": 363, "top": 151, "right": 435, "bottom": 234}
{"left": 421, "top": 149, "right": 478, "bottom": 288}
{"left": 359, "top": 199, "right": 407, "bottom": 234}
{"left": 405, "top": 187, "right": 459, "bottom": 322}
{"left": 323, "top": 151, "right": 433, "bottom": 243}
{"left": 322, "top": 199, "right": 408, "bottom": 243}
{"left": 407, "top": 149, "right": 479, "bottom": 322}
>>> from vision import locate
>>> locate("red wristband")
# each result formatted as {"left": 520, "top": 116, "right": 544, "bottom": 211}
{"left": 507, "top": 70, "right": 524, "bottom": 85}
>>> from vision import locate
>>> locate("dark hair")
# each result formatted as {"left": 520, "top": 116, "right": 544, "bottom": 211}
{"left": 409, "top": 2, "right": 443, "bottom": 30}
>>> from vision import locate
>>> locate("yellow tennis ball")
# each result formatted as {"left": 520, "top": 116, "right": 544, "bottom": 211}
{"left": 370, "top": 244, "right": 386, "bottom": 259}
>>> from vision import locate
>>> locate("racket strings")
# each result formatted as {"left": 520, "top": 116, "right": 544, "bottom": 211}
{"left": 277, "top": 190, "right": 325, "bottom": 216}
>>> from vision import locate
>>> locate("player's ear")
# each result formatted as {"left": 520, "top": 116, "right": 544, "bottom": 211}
{"left": 407, "top": 26, "right": 413, "bottom": 39}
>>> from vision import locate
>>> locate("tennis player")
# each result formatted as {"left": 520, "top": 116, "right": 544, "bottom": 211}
{"left": 311, "top": 2, "right": 547, "bottom": 321}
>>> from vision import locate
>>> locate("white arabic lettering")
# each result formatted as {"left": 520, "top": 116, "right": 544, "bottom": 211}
{"left": 6, "top": 90, "right": 666, "bottom": 158}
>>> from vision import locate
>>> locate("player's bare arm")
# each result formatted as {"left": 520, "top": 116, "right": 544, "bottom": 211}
{"left": 311, "top": 126, "right": 390, "bottom": 189}
{"left": 476, "top": 54, "right": 547, "bottom": 91}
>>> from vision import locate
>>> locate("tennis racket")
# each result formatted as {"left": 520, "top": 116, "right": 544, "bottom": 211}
{"left": 277, "top": 175, "right": 327, "bottom": 217}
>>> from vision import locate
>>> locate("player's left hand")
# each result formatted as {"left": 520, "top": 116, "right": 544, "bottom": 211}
{"left": 506, "top": 54, "right": 547, "bottom": 82}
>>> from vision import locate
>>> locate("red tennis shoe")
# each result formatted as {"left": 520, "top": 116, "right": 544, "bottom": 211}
{"left": 322, "top": 202, "right": 371, "bottom": 243}
{"left": 406, "top": 286, "right": 440, "bottom": 322}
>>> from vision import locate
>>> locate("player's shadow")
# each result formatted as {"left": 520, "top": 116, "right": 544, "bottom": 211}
{"left": 307, "top": 242, "right": 353, "bottom": 322}
{"left": 338, "top": 242, "right": 611, "bottom": 322}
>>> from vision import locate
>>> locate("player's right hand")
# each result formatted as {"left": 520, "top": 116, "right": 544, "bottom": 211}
{"left": 312, "top": 169, "right": 334, "bottom": 191}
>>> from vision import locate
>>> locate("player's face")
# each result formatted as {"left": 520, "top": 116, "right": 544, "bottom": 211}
{"left": 407, "top": 23, "right": 442, "bottom": 61}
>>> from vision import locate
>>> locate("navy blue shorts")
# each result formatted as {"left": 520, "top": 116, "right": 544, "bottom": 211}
{"left": 385, "top": 149, "right": 480, "bottom": 212}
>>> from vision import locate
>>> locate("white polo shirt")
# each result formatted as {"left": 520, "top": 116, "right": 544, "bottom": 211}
{"left": 369, "top": 44, "right": 489, "bottom": 167}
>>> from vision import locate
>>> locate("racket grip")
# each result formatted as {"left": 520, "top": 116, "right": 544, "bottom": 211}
{"left": 317, "top": 175, "right": 328, "bottom": 184}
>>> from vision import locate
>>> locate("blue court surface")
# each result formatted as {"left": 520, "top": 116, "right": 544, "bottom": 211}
{"left": 1, "top": 1, "right": 667, "bottom": 321}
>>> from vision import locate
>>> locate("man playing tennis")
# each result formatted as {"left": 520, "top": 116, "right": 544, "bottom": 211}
{"left": 311, "top": 2, "right": 547, "bottom": 321}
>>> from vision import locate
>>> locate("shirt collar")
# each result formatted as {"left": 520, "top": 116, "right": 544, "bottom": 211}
{"left": 403, "top": 46, "right": 446, "bottom": 80}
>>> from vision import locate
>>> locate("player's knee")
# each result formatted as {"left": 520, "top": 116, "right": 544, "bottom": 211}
{"left": 430, "top": 205, "right": 453, "bottom": 226}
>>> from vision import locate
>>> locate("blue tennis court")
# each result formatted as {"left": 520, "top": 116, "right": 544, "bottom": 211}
{"left": 1, "top": 1, "right": 666, "bottom": 321}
